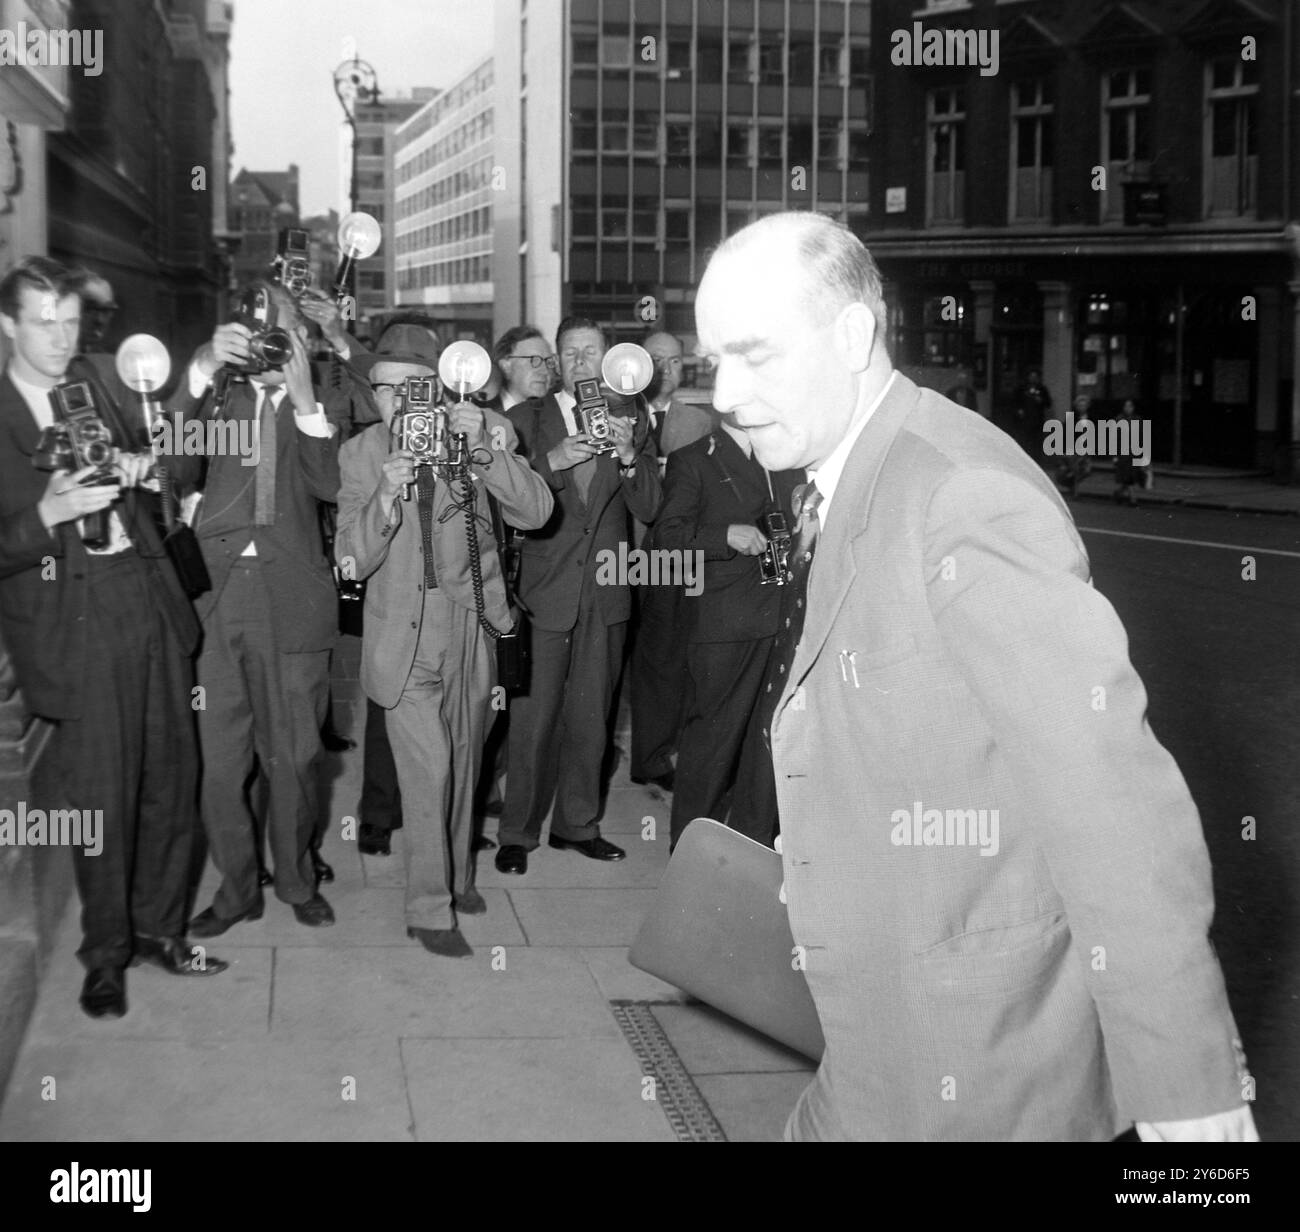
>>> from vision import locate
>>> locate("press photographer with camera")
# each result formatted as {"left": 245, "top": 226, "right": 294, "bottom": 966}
{"left": 654, "top": 405, "right": 803, "bottom": 851}
{"left": 494, "top": 317, "right": 662, "bottom": 876}
{"left": 0, "top": 255, "right": 229, "bottom": 1019}
{"left": 335, "top": 340, "right": 552, "bottom": 957}
{"left": 160, "top": 279, "right": 343, "bottom": 938}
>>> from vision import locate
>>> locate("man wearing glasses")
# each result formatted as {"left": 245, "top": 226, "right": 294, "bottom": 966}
{"left": 491, "top": 325, "right": 559, "bottom": 410}
{"left": 495, "top": 317, "right": 662, "bottom": 875}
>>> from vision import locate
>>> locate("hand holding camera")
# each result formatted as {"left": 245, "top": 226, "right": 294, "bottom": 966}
{"left": 378, "top": 448, "right": 416, "bottom": 515}
{"left": 727, "top": 524, "right": 769, "bottom": 556}
{"left": 298, "top": 290, "right": 349, "bottom": 351}
{"left": 606, "top": 413, "right": 636, "bottom": 466}
{"left": 196, "top": 323, "right": 253, "bottom": 381}
{"left": 283, "top": 332, "right": 317, "bottom": 416}
{"left": 37, "top": 466, "right": 119, "bottom": 532}
{"left": 114, "top": 451, "right": 158, "bottom": 491}
{"left": 548, "top": 433, "right": 597, "bottom": 472}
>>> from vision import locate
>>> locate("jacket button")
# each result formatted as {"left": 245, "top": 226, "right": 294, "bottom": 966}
{"left": 410, "top": 621, "right": 417, "bottom": 629}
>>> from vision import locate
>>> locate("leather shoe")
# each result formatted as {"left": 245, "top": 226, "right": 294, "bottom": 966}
{"left": 454, "top": 888, "right": 487, "bottom": 915}
{"left": 548, "top": 834, "right": 626, "bottom": 861}
{"left": 472, "top": 834, "right": 497, "bottom": 851}
{"left": 359, "top": 824, "right": 391, "bottom": 856}
{"left": 131, "top": 935, "right": 229, "bottom": 976}
{"left": 311, "top": 849, "right": 335, "bottom": 883}
{"left": 494, "top": 844, "right": 528, "bottom": 875}
{"left": 80, "top": 967, "right": 126, "bottom": 1019}
{"left": 292, "top": 893, "right": 335, "bottom": 927}
{"left": 407, "top": 926, "right": 472, "bottom": 957}
{"left": 632, "top": 770, "right": 675, "bottom": 792}
{"left": 189, "top": 901, "right": 263, "bottom": 939}
{"left": 257, "top": 868, "right": 274, "bottom": 888}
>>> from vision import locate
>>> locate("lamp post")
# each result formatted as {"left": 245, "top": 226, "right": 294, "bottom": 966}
{"left": 332, "top": 57, "right": 379, "bottom": 307}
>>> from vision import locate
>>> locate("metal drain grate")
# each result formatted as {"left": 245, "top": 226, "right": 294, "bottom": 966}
{"left": 611, "top": 1001, "right": 728, "bottom": 1142}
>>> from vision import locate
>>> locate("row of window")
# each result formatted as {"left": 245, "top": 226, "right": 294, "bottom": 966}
{"left": 926, "top": 58, "right": 1259, "bottom": 225}
{"left": 396, "top": 207, "right": 493, "bottom": 254}
{"left": 568, "top": 199, "right": 867, "bottom": 247}
{"left": 399, "top": 60, "right": 494, "bottom": 144}
{"left": 396, "top": 158, "right": 495, "bottom": 220}
{"left": 571, "top": 113, "right": 869, "bottom": 168}
{"left": 397, "top": 109, "right": 494, "bottom": 182}
{"left": 397, "top": 255, "right": 492, "bottom": 290}
{"left": 572, "top": 28, "right": 869, "bottom": 88}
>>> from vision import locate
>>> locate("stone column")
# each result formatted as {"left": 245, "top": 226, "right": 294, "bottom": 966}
{"left": 970, "top": 279, "right": 995, "bottom": 419}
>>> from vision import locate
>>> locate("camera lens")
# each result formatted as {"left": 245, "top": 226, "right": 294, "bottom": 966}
{"left": 258, "top": 328, "right": 293, "bottom": 367}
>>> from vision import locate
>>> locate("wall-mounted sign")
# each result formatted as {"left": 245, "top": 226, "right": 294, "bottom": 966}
{"left": 885, "top": 187, "right": 906, "bottom": 214}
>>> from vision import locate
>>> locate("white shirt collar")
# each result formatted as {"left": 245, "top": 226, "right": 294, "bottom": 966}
{"left": 808, "top": 371, "right": 897, "bottom": 529}
{"left": 554, "top": 388, "right": 578, "bottom": 435}
{"left": 7, "top": 366, "right": 59, "bottom": 427}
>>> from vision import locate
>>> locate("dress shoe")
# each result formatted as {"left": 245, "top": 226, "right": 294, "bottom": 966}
{"left": 472, "top": 834, "right": 497, "bottom": 851}
{"left": 189, "top": 901, "right": 264, "bottom": 939}
{"left": 322, "top": 729, "right": 356, "bottom": 752}
{"left": 258, "top": 868, "right": 274, "bottom": 888}
{"left": 454, "top": 888, "right": 487, "bottom": 915}
{"left": 494, "top": 844, "right": 528, "bottom": 875}
{"left": 311, "top": 849, "right": 335, "bottom": 883}
{"left": 632, "top": 770, "right": 675, "bottom": 793}
{"left": 131, "top": 935, "right": 229, "bottom": 976}
{"left": 407, "top": 926, "right": 472, "bottom": 957}
{"left": 292, "top": 893, "right": 335, "bottom": 927}
{"left": 548, "top": 834, "right": 626, "bottom": 861}
{"left": 80, "top": 967, "right": 126, "bottom": 1019}
{"left": 358, "top": 823, "right": 391, "bottom": 856}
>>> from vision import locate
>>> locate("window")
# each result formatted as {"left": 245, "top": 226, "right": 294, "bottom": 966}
{"left": 600, "top": 208, "right": 628, "bottom": 240}
{"left": 846, "top": 126, "right": 870, "bottom": 166}
{"left": 728, "top": 37, "right": 755, "bottom": 83}
{"left": 632, "top": 119, "right": 660, "bottom": 158}
{"left": 602, "top": 110, "right": 629, "bottom": 154}
{"left": 572, "top": 110, "right": 597, "bottom": 152}
{"left": 818, "top": 37, "right": 843, "bottom": 83}
{"left": 1009, "top": 78, "right": 1053, "bottom": 222}
{"left": 817, "top": 117, "right": 842, "bottom": 165}
{"left": 667, "top": 37, "right": 692, "bottom": 81}
{"left": 1101, "top": 68, "right": 1151, "bottom": 221}
{"left": 1204, "top": 54, "right": 1258, "bottom": 218}
{"left": 788, "top": 120, "right": 813, "bottom": 168}
{"left": 696, "top": 117, "right": 721, "bottom": 165}
{"left": 789, "top": 39, "right": 814, "bottom": 87}
{"left": 602, "top": 32, "right": 632, "bottom": 67}
{"left": 632, "top": 197, "right": 658, "bottom": 241}
{"left": 758, "top": 38, "right": 784, "bottom": 86}
{"left": 664, "top": 206, "right": 690, "bottom": 241}
{"left": 757, "top": 123, "right": 784, "bottom": 167}
{"left": 927, "top": 88, "right": 966, "bottom": 224}
{"left": 848, "top": 44, "right": 870, "bottom": 86}
{"left": 665, "top": 117, "right": 692, "bottom": 162}
{"left": 697, "top": 37, "right": 723, "bottom": 83}
{"left": 726, "top": 123, "right": 752, "bottom": 168}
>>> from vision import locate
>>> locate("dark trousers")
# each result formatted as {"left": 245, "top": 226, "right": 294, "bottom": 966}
{"left": 360, "top": 697, "right": 403, "bottom": 831}
{"left": 196, "top": 559, "right": 329, "bottom": 916}
{"left": 499, "top": 606, "right": 626, "bottom": 849}
{"left": 630, "top": 582, "right": 691, "bottom": 780}
{"left": 727, "top": 640, "right": 781, "bottom": 849}
{"left": 670, "top": 636, "right": 772, "bottom": 849}
{"left": 43, "top": 551, "right": 199, "bottom": 970}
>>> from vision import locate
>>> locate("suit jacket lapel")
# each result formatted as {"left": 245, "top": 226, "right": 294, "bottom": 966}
{"left": 785, "top": 374, "right": 918, "bottom": 698}
{"left": 0, "top": 373, "right": 42, "bottom": 459}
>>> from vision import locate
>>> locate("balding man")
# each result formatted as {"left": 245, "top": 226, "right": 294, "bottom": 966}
{"left": 694, "top": 212, "right": 1256, "bottom": 1143}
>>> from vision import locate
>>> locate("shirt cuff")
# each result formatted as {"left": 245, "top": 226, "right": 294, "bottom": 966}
{"left": 187, "top": 360, "right": 211, "bottom": 399}
{"left": 294, "top": 403, "right": 338, "bottom": 438}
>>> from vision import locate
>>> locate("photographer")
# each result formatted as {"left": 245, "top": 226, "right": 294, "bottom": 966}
{"left": 654, "top": 406, "right": 803, "bottom": 850}
{"left": 161, "top": 281, "right": 342, "bottom": 938}
{"left": 335, "top": 343, "right": 552, "bottom": 957}
{"left": 495, "top": 317, "right": 662, "bottom": 876}
{"left": 0, "top": 255, "right": 228, "bottom": 1019}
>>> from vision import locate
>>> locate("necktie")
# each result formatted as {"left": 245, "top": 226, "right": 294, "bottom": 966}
{"left": 650, "top": 404, "right": 666, "bottom": 450}
{"left": 416, "top": 467, "right": 438, "bottom": 588}
{"left": 253, "top": 388, "right": 276, "bottom": 526}
{"left": 758, "top": 480, "right": 823, "bottom": 747}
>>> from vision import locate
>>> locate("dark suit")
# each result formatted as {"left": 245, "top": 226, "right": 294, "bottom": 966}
{"left": 162, "top": 371, "right": 341, "bottom": 917}
{"left": 654, "top": 429, "right": 801, "bottom": 847}
{"left": 0, "top": 364, "right": 201, "bottom": 969}
{"left": 501, "top": 392, "right": 661, "bottom": 847}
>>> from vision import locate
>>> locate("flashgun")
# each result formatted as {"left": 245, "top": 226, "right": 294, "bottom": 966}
{"left": 438, "top": 340, "right": 492, "bottom": 399}
{"left": 115, "top": 334, "right": 172, "bottom": 441}
{"left": 333, "top": 211, "right": 383, "bottom": 298}
{"left": 601, "top": 343, "right": 654, "bottom": 396}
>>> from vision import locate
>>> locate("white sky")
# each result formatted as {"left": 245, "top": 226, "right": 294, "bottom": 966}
{"left": 229, "top": 0, "right": 497, "bottom": 216}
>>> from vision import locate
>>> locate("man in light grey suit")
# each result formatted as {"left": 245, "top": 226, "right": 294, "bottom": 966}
{"left": 336, "top": 351, "right": 553, "bottom": 956}
{"left": 694, "top": 212, "right": 1257, "bottom": 1142}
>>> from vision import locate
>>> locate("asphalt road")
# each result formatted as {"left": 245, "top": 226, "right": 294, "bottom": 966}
{"left": 1071, "top": 499, "right": 1300, "bottom": 1141}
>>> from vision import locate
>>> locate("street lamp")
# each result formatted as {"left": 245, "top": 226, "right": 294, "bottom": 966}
{"left": 332, "top": 56, "right": 379, "bottom": 217}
